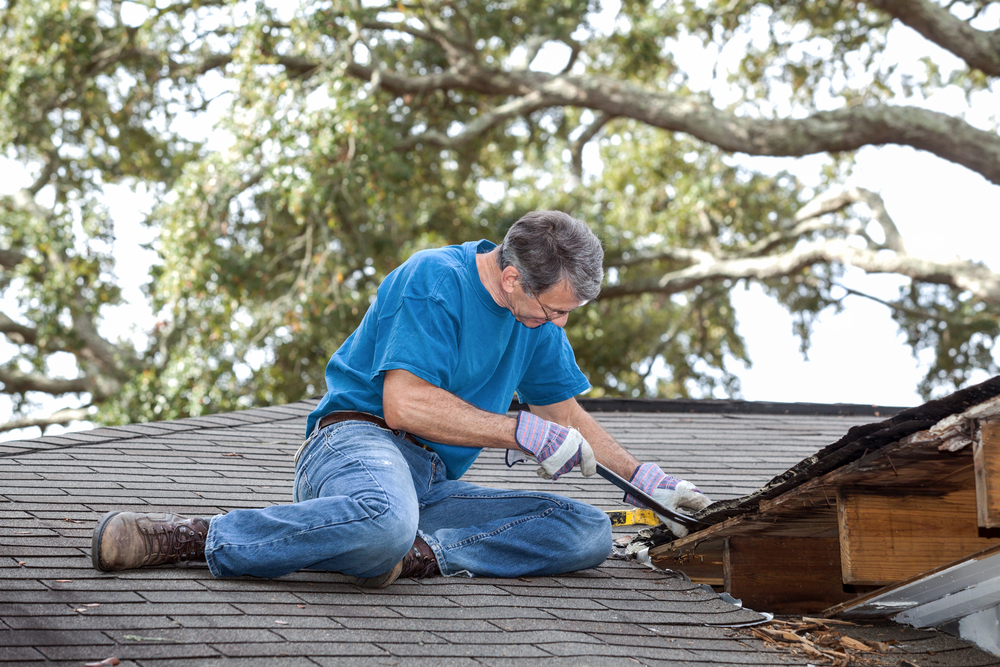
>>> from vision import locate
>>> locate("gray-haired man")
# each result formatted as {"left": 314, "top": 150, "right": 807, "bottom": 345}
{"left": 93, "top": 210, "right": 710, "bottom": 585}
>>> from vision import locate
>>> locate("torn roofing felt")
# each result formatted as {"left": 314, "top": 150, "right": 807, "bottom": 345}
{"left": 695, "top": 375, "right": 1000, "bottom": 524}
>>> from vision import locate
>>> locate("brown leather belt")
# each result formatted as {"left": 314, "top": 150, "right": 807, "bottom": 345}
{"left": 314, "top": 410, "right": 424, "bottom": 448}
{"left": 296, "top": 410, "right": 428, "bottom": 464}
{"left": 316, "top": 410, "right": 393, "bottom": 433}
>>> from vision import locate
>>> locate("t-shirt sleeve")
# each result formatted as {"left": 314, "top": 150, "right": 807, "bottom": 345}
{"left": 370, "top": 294, "right": 460, "bottom": 389}
{"left": 515, "top": 326, "right": 591, "bottom": 406}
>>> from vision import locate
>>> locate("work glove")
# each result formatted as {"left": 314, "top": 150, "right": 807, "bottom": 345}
{"left": 506, "top": 412, "right": 597, "bottom": 481}
{"left": 625, "top": 462, "right": 712, "bottom": 538}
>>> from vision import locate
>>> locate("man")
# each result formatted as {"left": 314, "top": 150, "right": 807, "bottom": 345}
{"left": 92, "top": 210, "right": 710, "bottom": 586}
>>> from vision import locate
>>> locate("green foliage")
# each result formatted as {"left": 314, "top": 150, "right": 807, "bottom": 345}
{"left": 2, "top": 0, "right": 998, "bottom": 431}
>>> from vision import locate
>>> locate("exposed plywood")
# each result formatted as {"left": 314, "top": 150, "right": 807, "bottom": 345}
{"left": 650, "top": 538, "right": 724, "bottom": 585}
{"left": 724, "top": 536, "right": 856, "bottom": 614}
{"left": 838, "top": 486, "right": 1000, "bottom": 586}
{"left": 974, "top": 421, "right": 1000, "bottom": 528}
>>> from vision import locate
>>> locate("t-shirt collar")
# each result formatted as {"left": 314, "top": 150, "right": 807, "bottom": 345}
{"left": 469, "top": 240, "right": 509, "bottom": 316}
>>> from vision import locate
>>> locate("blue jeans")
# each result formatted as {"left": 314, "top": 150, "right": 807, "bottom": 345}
{"left": 203, "top": 420, "right": 612, "bottom": 579}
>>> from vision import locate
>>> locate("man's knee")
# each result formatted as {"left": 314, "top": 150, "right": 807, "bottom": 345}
{"left": 350, "top": 503, "right": 419, "bottom": 576}
{"left": 573, "top": 502, "right": 613, "bottom": 568}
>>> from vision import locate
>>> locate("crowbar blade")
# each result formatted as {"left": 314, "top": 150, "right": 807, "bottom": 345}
{"left": 595, "top": 463, "right": 710, "bottom": 531}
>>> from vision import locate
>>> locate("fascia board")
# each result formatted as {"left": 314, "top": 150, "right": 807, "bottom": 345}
{"left": 895, "top": 575, "right": 1000, "bottom": 627}
{"left": 838, "top": 546, "right": 1000, "bottom": 619}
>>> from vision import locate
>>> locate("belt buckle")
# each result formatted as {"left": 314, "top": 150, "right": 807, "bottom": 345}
{"left": 293, "top": 438, "right": 310, "bottom": 465}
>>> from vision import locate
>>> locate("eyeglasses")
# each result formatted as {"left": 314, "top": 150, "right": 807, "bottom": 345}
{"left": 530, "top": 292, "right": 570, "bottom": 323}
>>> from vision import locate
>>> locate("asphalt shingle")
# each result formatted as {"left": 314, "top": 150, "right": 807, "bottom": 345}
{"left": 2, "top": 398, "right": 998, "bottom": 665}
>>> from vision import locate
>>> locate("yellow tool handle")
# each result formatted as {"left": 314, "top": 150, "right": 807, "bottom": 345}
{"left": 606, "top": 508, "right": 660, "bottom": 527}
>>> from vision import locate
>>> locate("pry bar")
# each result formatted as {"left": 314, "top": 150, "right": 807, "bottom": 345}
{"left": 595, "top": 463, "right": 710, "bottom": 531}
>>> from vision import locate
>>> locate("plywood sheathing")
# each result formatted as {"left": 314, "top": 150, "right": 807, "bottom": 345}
{"left": 975, "top": 420, "right": 1000, "bottom": 528}
{"left": 838, "top": 486, "right": 1000, "bottom": 586}
{"left": 724, "top": 536, "right": 855, "bottom": 614}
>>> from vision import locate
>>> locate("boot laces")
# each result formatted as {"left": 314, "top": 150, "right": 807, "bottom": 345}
{"left": 399, "top": 539, "right": 439, "bottom": 579}
{"left": 143, "top": 519, "right": 206, "bottom": 564}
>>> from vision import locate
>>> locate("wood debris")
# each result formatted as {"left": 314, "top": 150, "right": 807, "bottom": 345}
{"left": 743, "top": 617, "right": 897, "bottom": 667}
{"left": 84, "top": 658, "right": 120, "bottom": 667}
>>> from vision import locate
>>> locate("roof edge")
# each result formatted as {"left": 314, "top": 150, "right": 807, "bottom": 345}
{"left": 513, "top": 397, "right": 907, "bottom": 416}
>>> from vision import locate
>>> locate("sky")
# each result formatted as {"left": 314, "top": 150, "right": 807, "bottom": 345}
{"left": 1, "top": 5, "right": 999, "bottom": 441}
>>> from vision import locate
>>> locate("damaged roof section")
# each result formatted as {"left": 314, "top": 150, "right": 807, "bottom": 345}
{"left": 696, "top": 376, "right": 1000, "bottom": 523}
{"left": 652, "top": 375, "right": 1000, "bottom": 658}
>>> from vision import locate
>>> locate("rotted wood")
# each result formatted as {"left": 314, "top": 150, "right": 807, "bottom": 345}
{"left": 724, "top": 536, "right": 856, "bottom": 614}
{"left": 974, "top": 420, "right": 1000, "bottom": 528}
{"left": 838, "top": 485, "right": 1000, "bottom": 586}
{"left": 649, "top": 538, "right": 724, "bottom": 586}
{"left": 654, "top": 433, "right": 975, "bottom": 560}
{"left": 650, "top": 505, "right": 840, "bottom": 563}
{"left": 695, "top": 375, "right": 1000, "bottom": 525}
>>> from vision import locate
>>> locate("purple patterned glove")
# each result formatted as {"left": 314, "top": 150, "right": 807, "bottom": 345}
{"left": 506, "top": 412, "right": 596, "bottom": 480}
{"left": 626, "top": 462, "right": 711, "bottom": 537}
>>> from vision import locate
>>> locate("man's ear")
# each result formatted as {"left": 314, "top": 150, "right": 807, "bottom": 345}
{"left": 499, "top": 266, "right": 521, "bottom": 295}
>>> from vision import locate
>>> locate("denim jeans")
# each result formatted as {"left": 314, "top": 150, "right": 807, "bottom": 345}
{"left": 204, "top": 420, "right": 612, "bottom": 579}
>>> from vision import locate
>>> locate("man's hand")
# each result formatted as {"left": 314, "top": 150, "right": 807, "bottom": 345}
{"left": 508, "top": 412, "right": 597, "bottom": 480}
{"left": 624, "top": 462, "right": 712, "bottom": 538}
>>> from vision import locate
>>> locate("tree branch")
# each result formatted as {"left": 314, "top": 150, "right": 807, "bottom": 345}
{"left": 794, "top": 187, "right": 906, "bottom": 253}
{"left": 335, "top": 61, "right": 1000, "bottom": 185}
{"left": 516, "top": 34, "right": 550, "bottom": 71}
{"left": 0, "top": 248, "right": 28, "bottom": 270}
{"left": 0, "top": 313, "right": 37, "bottom": 346}
{"left": 570, "top": 112, "right": 612, "bottom": 184}
{"left": 27, "top": 152, "right": 60, "bottom": 197}
{"left": 0, "top": 368, "right": 92, "bottom": 396}
{"left": 869, "top": 0, "right": 1000, "bottom": 77}
{"left": 599, "top": 238, "right": 1000, "bottom": 305}
{"left": 175, "top": 19, "right": 997, "bottom": 183}
{"left": 396, "top": 90, "right": 548, "bottom": 149}
{"left": 0, "top": 406, "right": 93, "bottom": 435}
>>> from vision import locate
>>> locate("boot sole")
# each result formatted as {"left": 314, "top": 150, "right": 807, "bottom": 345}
{"left": 346, "top": 560, "right": 404, "bottom": 589}
{"left": 91, "top": 510, "right": 124, "bottom": 571}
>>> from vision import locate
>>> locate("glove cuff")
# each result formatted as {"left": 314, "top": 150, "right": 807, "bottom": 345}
{"left": 629, "top": 462, "right": 667, "bottom": 495}
{"left": 514, "top": 411, "right": 545, "bottom": 454}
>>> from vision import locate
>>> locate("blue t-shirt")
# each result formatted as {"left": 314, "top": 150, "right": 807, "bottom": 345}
{"left": 307, "top": 240, "right": 590, "bottom": 479}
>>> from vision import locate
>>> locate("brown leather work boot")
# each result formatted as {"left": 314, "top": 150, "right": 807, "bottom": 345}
{"left": 348, "top": 536, "right": 439, "bottom": 588}
{"left": 92, "top": 511, "right": 210, "bottom": 572}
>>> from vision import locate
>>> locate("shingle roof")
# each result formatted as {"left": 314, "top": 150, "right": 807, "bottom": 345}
{"left": 3, "top": 399, "right": 998, "bottom": 666}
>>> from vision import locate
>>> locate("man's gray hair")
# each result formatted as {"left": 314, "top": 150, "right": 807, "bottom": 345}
{"left": 498, "top": 211, "right": 604, "bottom": 302}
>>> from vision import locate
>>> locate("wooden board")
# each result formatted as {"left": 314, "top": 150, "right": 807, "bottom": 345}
{"left": 650, "top": 538, "right": 724, "bottom": 586}
{"left": 974, "top": 421, "right": 1000, "bottom": 528}
{"left": 838, "top": 486, "right": 1000, "bottom": 585}
{"left": 724, "top": 536, "right": 855, "bottom": 614}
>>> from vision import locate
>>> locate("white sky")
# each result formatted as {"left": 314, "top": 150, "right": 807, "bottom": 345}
{"left": 2, "top": 7, "right": 999, "bottom": 441}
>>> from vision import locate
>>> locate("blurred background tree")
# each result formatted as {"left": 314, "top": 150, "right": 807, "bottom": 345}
{"left": 1, "top": 0, "right": 998, "bottom": 433}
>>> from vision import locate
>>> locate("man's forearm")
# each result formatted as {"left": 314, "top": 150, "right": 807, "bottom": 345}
{"left": 527, "top": 398, "right": 641, "bottom": 480}
{"left": 382, "top": 369, "right": 519, "bottom": 449}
